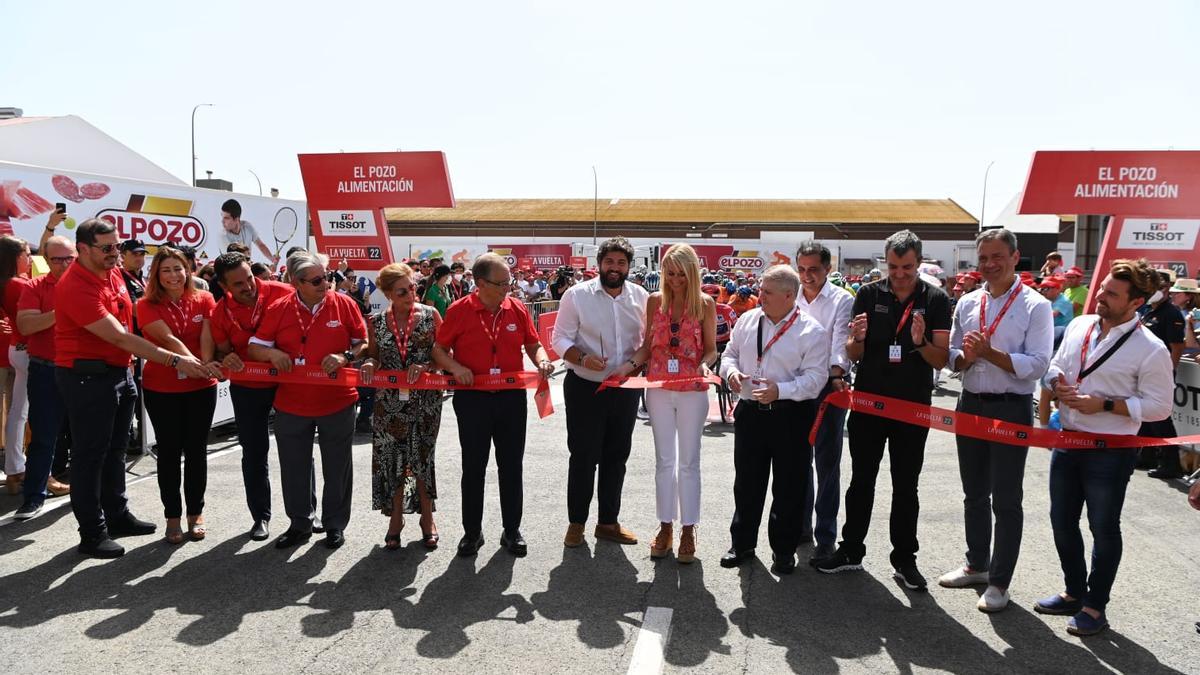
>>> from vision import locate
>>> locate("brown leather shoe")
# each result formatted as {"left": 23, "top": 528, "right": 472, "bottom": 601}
{"left": 595, "top": 523, "right": 638, "bottom": 545}
{"left": 650, "top": 523, "right": 673, "bottom": 558}
{"left": 46, "top": 477, "right": 70, "bottom": 497}
{"left": 677, "top": 525, "right": 697, "bottom": 564}
{"left": 564, "top": 523, "right": 585, "bottom": 548}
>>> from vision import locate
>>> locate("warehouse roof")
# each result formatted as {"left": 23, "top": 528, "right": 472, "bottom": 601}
{"left": 386, "top": 198, "right": 977, "bottom": 225}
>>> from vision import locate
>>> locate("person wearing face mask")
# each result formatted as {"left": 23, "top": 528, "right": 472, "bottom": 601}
{"left": 448, "top": 262, "right": 469, "bottom": 300}
{"left": 422, "top": 265, "right": 453, "bottom": 318}
{"left": 136, "top": 247, "right": 221, "bottom": 544}
{"left": 1133, "top": 270, "right": 1186, "bottom": 479}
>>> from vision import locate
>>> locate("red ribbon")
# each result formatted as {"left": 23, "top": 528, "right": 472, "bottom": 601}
{"left": 596, "top": 373, "right": 723, "bottom": 392}
{"left": 809, "top": 388, "right": 1200, "bottom": 450}
{"left": 224, "top": 362, "right": 554, "bottom": 418}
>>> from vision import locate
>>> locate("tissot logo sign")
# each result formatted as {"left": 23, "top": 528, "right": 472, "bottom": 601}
{"left": 1116, "top": 219, "right": 1200, "bottom": 250}
{"left": 317, "top": 209, "right": 379, "bottom": 237}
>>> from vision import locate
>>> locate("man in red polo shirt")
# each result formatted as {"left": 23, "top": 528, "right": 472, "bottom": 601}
{"left": 205, "top": 252, "right": 294, "bottom": 542}
{"left": 433, "top": 252, "right": 555, "bottom": 558}
{"left": 248, "top": 251, "right": 367, "bottom": 550}
{"left": 13, "top": 236, "right": 75, "bottom": 520}
{"left": 54, "top": 219, "right": 210, "bottom": 558}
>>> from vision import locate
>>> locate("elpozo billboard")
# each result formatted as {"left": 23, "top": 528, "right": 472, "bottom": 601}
{"left": 0, "top": 160, "right": 306, "bottom": 268}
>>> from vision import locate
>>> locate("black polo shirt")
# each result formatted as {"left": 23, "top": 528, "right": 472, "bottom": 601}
{"left": 851, "top": 277, "right": 952, "bottom": 404}
{"left": 1141, "top": 300, "right": 1184, "bottom": 348}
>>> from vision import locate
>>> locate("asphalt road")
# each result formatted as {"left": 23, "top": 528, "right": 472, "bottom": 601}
{"left": 1, "top": 375, "right": 1197, "bottom": 674}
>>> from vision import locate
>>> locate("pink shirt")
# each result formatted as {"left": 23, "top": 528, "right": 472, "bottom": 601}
{"left": 646, "top": 307, "right": 704, "bottom": 391}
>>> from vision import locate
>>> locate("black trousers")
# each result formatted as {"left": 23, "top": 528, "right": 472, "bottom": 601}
{"left": 564, "top": 371, "right": 640, "bottom": 525}
{"left": 453, "top": 389, "right": 527, "bottom": 535}
{"left": 729, "top": 399, "right": 815, "bottom": 556}
{"left": 230, "top": 384, "right": 277, "bottom": 522}
{"left": 145, "top": 387, "right": 218, "bottom": 519}
{"left": 840, "top": 411, "right": 929, "bottom": 567}
{"left": 55, "top": 366, "right": 138, "bottom": 541}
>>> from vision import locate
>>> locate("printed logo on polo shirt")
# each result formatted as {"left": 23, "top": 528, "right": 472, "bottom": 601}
{"left": 192, "top": 314, "right": 203, "bottom": 323}
{"left": 874, "top": 304, "right": 889, "bottom": 314}
{"left": 506, "top": 323, "right": 517, "bottom": 332}
{"left": 326, "top": 320, "right": 341, "bottom": 328}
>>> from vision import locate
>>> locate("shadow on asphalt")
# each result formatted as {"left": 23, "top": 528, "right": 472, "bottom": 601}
{"left": 530, "top": 542, "right": 649, "bottom": 649}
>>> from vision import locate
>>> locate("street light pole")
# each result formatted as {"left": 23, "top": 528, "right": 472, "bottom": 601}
{"left": 592, "top": 165, "right": 598, "bottom": 246}
{"left": 980, "top": 160, "right": 996, "bottom": 230}
{"left": 191, "top": 104, "right": 213, "bottom": 186}
{"left": 248, "top": 169, "right": 263, "bottom": 196}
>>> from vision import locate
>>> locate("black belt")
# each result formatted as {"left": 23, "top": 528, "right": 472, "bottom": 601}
{"left": 29, "top": 356, "right": 54, "bottom": 367}
{"left": 738, "top": 398, "right": 805, "bottom": 412}
{"left": 962, "top": 390, "right": 1032, "bottom": 403}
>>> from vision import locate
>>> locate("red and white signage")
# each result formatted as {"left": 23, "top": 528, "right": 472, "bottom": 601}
{"left": 1084, "top": 216, "right": 1200, "bottom": 310}
{"left": 298, "top": 152, "right": 455, "bottom": 271}
{"left": 489, "top": 244, "right": 571, "bottom": 270}
{"left": 1019, "top": 150, "right": 1200, "bottom": 218}
{"left": 661, "top": 243, "right": 791, "bottom": 272}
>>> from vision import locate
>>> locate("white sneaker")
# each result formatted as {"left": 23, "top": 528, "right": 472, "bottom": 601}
{"left": 977, "top": 585, "right": 1010, "bottom": 612}
{"left": 937, "top": 565, "right": 990, "bottom": 588}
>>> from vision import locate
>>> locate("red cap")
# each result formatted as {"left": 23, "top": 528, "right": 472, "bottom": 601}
{"left": 1019, "top": 270, "right": 1034, "bottom": 279}
{"left": 967, "top": 271, "right": 983, "bottom": 281}
{"left": 1039, "top": 278, "right": 1062, "bottom": 289}
{"left": 1065, "top": 266, "right": 1084, "bottom": 277}
{"left": 1022, "top": 278, "right": 1037, "bottom": 287}
{"left": 701, "top": 284, "right": 720, "bottom": 296}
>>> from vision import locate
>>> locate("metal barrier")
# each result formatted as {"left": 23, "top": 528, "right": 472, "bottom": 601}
{"left": 525, "top": 300, "right": 560, "bottom": 331}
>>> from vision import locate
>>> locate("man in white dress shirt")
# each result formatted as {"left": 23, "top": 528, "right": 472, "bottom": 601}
{"left": 1034, "top": 258, "right": 1174, "bottom": 636}
{"left": 938, "top": 229, "right": 1053, "bottom": 612}
{"left": 718, "top": 265, "right": 830, "bottom": 575}
{"left": 792, "top": 242, "right": 854, "bottom": 565}
{"left": 552, "top": 237, "right": 648, "bottom": 548}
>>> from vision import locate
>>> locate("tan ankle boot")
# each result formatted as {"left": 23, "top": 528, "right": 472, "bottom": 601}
{"left": 678, "top": 525, "right": 697, "bottom": 564}
{"left": 650, "top": 523, "right": 673, "bottom": 558}
{"left": 564, "top": 523, "right": 585, "bottom": 548}
{"left": 594, "top": 522, "right": 638, "bottom": 545}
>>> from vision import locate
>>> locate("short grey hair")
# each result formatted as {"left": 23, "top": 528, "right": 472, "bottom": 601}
{"left": 761, "top": 265, "right": 800, "bottom": 296}
{"left": 975, "top": 227, "right": 1018, "bottom": 254}
{"left": 287, "top": 250, "right": 323, "bottom": 282}
{"left": 44, "top": 235, "right": 75, "bottom": 255}
{"left": 472, "top": 252, "right": 510, "bottom": 283}
{"left": 884, "top": 229, "right": 923, "bottom": 260}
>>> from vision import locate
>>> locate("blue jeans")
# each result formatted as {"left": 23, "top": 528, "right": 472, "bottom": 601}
{"left": 1048, "top": 449, "right": 1137, "bottom": 614}
{"left": 55, "top": 365, "right": 138, "bottom": 541}
{"left": 802, "top": 380, "right": 846, "bottom": 546}
{"left": 21, "top": 360, "right": 68, "bottom": 507}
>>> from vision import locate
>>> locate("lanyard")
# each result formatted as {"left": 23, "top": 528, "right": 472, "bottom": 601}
{"left": 979, "top": 282, "right": 1022, "bottom": 338}
{"left": 163, "top": 296, "right": 193, "bottom": 337}
{"left": 1078, "top": 319, "right": 1139, "bottom": 383}
{"left": 387, "top": 304, "right": 420, "bottom": 365}
{"left": 756, "top": 308, "right": 802, "bottom": 369}
{"left": 476, "top": 305, "right": 506, "bottom": 368}
{"left": 893, "top": 296, "right": 917, "bottom": 343}
{"left": 291, "top": 293, "right": 328, "bottom": 346}
{"left": 223, "top": 283, "right": 267, "bottom": 333}
{"left": 108, "top": 272, "right": 129, "bottom": 330}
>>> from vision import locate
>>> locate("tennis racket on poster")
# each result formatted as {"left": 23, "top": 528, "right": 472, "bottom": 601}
{"left": 271, "top": 207, "right": 299, "bottom": 261}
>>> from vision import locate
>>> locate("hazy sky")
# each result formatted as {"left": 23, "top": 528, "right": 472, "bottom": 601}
{"left": 7, "top": 1, "right": 1198, "bottom": 222}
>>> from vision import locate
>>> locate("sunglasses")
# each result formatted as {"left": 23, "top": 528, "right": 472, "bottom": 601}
{"left": 480, "top": 277, "right": 512, "bottom": 288}
{"left": 87, "top": 243, "right": 119, "bottom": 253}
{"left": 298, "top": 275, "right": 327, "bottom": 287}
{"left": 49, "top": 256, "right": 76, "bottom": 264}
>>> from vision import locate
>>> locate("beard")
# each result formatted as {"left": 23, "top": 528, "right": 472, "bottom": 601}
{"left": 601, "top": 269, "right": 627, "bottom": 289}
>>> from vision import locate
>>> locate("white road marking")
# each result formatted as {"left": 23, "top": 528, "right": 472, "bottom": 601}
{"left": 627, "top": 606, "right": 673, "bottom": 675}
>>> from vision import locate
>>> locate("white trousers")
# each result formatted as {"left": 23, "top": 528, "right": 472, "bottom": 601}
{"left": 4, "top": 345, "right": 28, "bottom": 475}
{"left": 646, "top": 388, "right": 708, "bottom": 525}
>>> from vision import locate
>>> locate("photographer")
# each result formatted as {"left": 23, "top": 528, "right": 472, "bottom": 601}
{"left": 550, "top": 266, "right": 576, "bottom": 301}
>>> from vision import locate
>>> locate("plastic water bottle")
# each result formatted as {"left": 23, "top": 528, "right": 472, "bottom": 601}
{"left": 1048, "top": 409, "right": 1062, "bottom": 431}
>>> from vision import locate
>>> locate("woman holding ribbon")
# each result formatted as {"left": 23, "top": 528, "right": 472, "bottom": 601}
{"left": 135, "top": 246, "right": 220, "bottom": 543}
{"left": 360, "top": 262, "right": 443, "bottom": 550}
{"left": 632, "top": 243, "right": 717, "bottom": 563}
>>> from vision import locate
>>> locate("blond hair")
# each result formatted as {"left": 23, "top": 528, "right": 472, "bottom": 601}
{"left": 377, "top": 262, "right": 415, "bottom": 292}
{"left": 660, "top": 244, "right": 704, "bottom": 321}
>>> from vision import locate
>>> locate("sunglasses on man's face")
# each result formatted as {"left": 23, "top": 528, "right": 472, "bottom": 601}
{"left": 49, "top": 256, "right": 76, "bottom": 265}
{"left": 88, "top": 243, "right": 119, "bottom": 253}
{"left": 298, "top": 275, "right": 327, "bottom": 287}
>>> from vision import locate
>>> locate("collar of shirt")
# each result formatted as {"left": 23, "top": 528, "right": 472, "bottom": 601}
{"left": 553, "top": 277, "right": 647, "bottom": 382}
{"left": 295, "top": 292, "right": 328, "bottom": 315}
{"left": 950, "top": 279, "right": 1053, "bottom": 394}
{"left": 466, "top": 291, "right": 514, "bottom": 315}
{"left": 796, "top": 279, "right": 853, "bottom": 372}
{"left": 719, "top": 305, "right": 830, "bottom": 403}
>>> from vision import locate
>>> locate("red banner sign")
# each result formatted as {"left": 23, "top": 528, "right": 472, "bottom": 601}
{"left": 298, "top": 152, "right": 455, "bottom": 271}
{"left": 1082, "top": 216, "right": 1200, "bottom": 311}
{"left": 489, "top": 244, "right": 572, "bottom": 270}
{"left": 1019, "top": 150, "right": 1200, "bottom": 218}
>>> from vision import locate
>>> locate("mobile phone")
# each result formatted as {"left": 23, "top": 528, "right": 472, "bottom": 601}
{"left": 1192, "top": 308, "right": 1200, "bottom": 322}
{"left": 55, "top": 202, "right": 66, "bottom": 214}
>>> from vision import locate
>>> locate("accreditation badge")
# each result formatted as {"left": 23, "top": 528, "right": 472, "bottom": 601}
{"left": 489, "top": 367, "right": 501, "bottom": 375}
{"left": 397, "top": 389, "right": 410, "bottom": 402}
{"left": 888, "top": 344, "right": 903, "bottom": 363}
{"left": 666, "top": 358, "right": 680, "bottom": 374}
{"left": 294, "top": 357, "right": 306, "bottom": 366}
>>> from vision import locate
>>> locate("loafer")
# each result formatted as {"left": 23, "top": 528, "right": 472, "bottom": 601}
{"left": 893, "top": 565, "right": 928, "bottom": 591}
{"left": 938, "top": 565, "right": 990, "bottom": 588}
{"left": 719, "top": 547, "right": 755, "bottom": 568}
{"left": 107, "top": 513, "right": 157, "bottom": 537}
{"left": 1147, "top": 467, "right": 1182, "bottom": 480}
{"left": 808, "top": 542, "right": 836, "bottom": 566}
{"left": 13, "top": 500, "right": 44, "bottom": 521}
{"left": 501, "top": 529, "right": 527, "bottom": 557}
{"left": 1067, "top": 610, "right": 1109, "bottom": 636}
{"left": 78, "top": 537, "right": 125, "bottom": 558}
{"left": 977, "top": 585, "right": 1010, "bottom": 613}
{"left": 771, "top": 553, "right": 796, "bottom": 575}
{"left": 1034, "top": 593, "right": 1083, "bottom": 616}
{"left": 594, "top": 523, "right": 638, "bottom": 545}
{"left": 564, "top": 523, "right": 585, "bottom": 548}
{"left": 249, "top": 520, "right": 270, "bottom": 542}
{"left": 457, "top": 532, "right": 485, "bottom": 557}
{"left": 814, "top": 549, "right": 863, "bottom": 574}
{"left": 274, "top": 529, "right": 312, "bottom": 549}
{"left": 324, "top": 530, "right": 345, "bottom": 549}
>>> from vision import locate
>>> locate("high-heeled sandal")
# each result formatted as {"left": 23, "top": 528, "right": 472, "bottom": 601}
{"left": 165, "top": 518, "right": 185, "bottom": 545}
{"left": 422, "top": 530, "right": 440, "bottom": 549}
{"left": 187, "top": 515, "right": 207, "bottom": 541}
{"left": 385, "top": 517, "right": 404, "bottom": 550}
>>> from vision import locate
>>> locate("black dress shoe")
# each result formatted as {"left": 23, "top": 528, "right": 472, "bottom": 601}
{"left": 808, "top": 542, "right": 837, "bottom": 566}
{"left": 771, "top": 553, "right": 796, "bottom": 575}
{"left": 720, "top": 548, "right": 755, "bottom": 568}
{"left": 249, "top": 520, "right": 270, "bottom": 541}
{"left": 325, "top": 530, "right": 345, "bottom": 549}
{"left": 78, "top": 537, "right": 125, "bottom": 558}
{"left": 457, "top": 532, "right": 485, "bottom": 557}
{"left": 500, "top": 530, "right": 527, "bottom": 557}
{"left": 274, "top": 529, "right": 312, "bottom": 549}
{"left": 1148, "top": 467, "right": 1183, "bottom": 480}
{"left": 107, "top": 513, "right": 157, "bottom": 537}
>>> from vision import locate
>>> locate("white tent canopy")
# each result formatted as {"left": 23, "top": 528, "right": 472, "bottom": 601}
{"left": 987, "top": 191, "right": 1061, "bottom": 234}
{"left": 0, "top": 115, "right": 184, "bottom": 185}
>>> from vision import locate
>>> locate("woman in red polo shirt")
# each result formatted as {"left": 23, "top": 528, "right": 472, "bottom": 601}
{"left": 0, "top": 235, "right": 32, "bottom": 494}
{"left": 136, "top": 246, "right": 219, "bottom": 544}
{"left": 248, "top": 251, "right": 367, "bottom": 550}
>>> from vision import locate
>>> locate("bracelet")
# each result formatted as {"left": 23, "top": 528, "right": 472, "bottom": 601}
{"left": 578, "top": 352, "right": 588, "bottom": 366}
{"left": 167, "top": 354, "right": 180, "bottom": 368}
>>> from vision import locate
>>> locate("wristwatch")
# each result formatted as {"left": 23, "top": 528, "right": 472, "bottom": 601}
{"left": 1103, "top": 399, "right": 1115, "bottom": 412}
{"left": 342, "top": 350, "right": 355, "bottom": 364}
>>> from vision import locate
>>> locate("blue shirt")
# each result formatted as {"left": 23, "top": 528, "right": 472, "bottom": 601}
{"left": 1051, "top": 294, "right": 1073, "bottom": 328}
